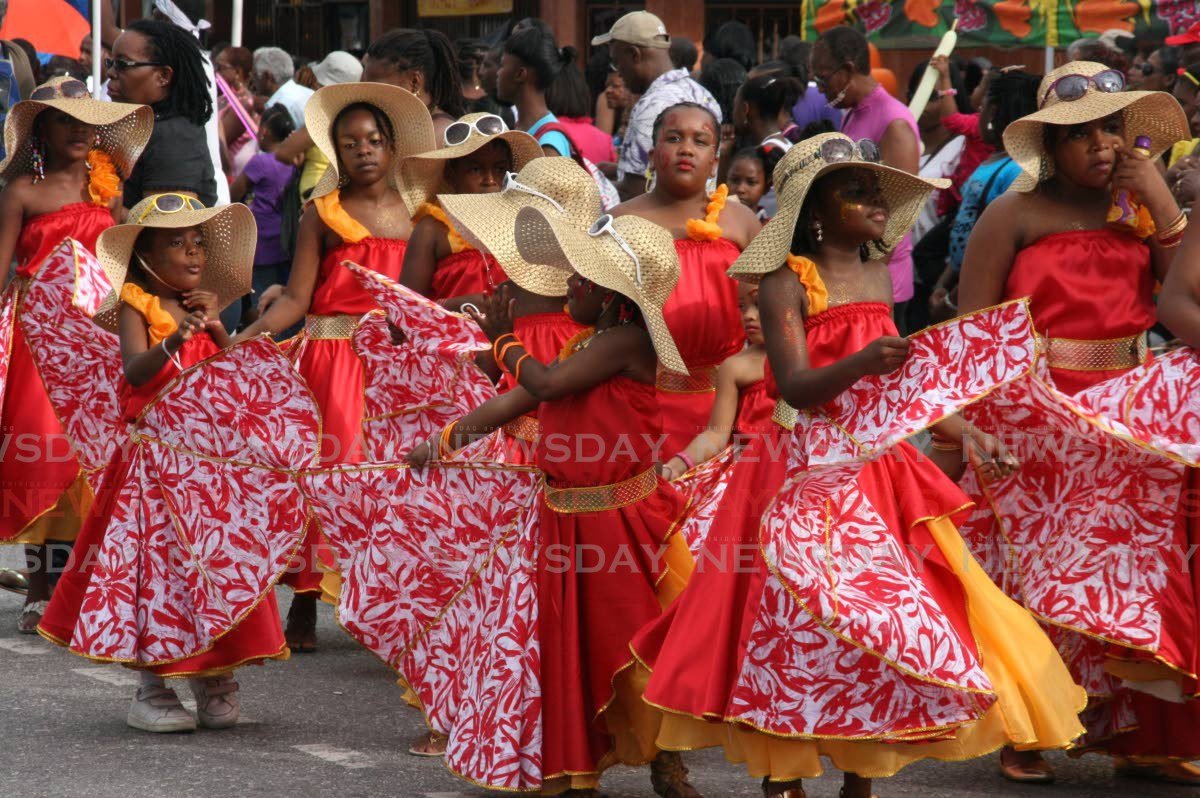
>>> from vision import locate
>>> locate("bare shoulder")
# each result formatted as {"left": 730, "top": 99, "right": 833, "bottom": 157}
{"left": 717, "top": 196, "right": 760, "bottom": 249}
{"left": 0, "top": 174, "right": 32, "bottom": 208}
{"left": 610, "top": 193, "right": 654, "bottom": 218}
{"left": 722, "top": 347, "right": 766, "bottom": 384}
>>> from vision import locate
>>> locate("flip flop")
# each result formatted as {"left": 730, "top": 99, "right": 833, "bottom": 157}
{"left": 17, "top": 599, "right": 48, "bottom": 634}
{"left": 408, "top": 731, "right": 446, "bottom": 757}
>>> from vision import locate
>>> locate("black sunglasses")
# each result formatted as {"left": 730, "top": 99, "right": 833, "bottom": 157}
{"left": 105, "top": 57, "right": 163, "bottom": 73}
{"left": 30, "top": 79, "right": 88, "bottom": 101}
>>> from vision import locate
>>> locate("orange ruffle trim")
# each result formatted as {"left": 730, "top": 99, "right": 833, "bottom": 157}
{"left": 413, "top": 201, "right": 471, "bottom": 254}
{"left": 86, "top": 148, "right": 120, "bottom": 206}
{"left": 685, "top": 184, "right": 729, "bottom": 242}
{"left": 558, "top": 326, "right": 597, "bottom": 361}
{"left": 313, "top": 190, "right": 371, "bottom": 244}
{"left": 120, "top": 283, "right": 178, "bottom": 345}
{"left": 785, "top": 253, "right": 828, "bottom": 316}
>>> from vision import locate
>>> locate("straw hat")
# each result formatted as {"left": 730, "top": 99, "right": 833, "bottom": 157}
{"left": 729, "top": 132, "right": 948, "bottom": 283}
{"left": 305, "top": 82, "right": 436, "bottom": 200}
{"left": 399, "top": 112, "right": 543, "bottom": 216}
{"left": 94, "top": 194, "right": 256, "bottom": 331}
{"left": 439, "top": 157, "right": 601, "bottom": 297}
{"left": 0, "top": 76, "right": 153, "bottom": 184}
{"left": 514, "top": 205, "right": 687, "bottom": 373}
{"left": 1004, "top": 60, "right": 1189, "bottom": 192}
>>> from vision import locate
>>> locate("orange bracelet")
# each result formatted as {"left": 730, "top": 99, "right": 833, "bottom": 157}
{"left": 492, "top": 333, "right": 517, "bottom": 361}
{"left": 496, "top": 341, "right": 523, "bottom": 371}
{"left": 438, "top": 421, "right": 458, "bottom": 459}
{"left": 513, "top": 353, "right": 532, "bottom": 384}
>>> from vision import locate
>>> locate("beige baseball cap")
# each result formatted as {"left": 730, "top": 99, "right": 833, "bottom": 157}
{"left": 591, "top": 10, "right": 671, "bottom": 49}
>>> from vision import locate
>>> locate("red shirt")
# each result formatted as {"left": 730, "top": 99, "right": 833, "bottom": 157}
{"left": 938, "top": 112, "right": 995, "bottom": 217}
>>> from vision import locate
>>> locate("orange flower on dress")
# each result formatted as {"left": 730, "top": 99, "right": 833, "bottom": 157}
{"left": 815, "top": 0, "right": 848, "bottom": 33}
{"left": 1073, "top": 0, "right": 1137, "bottom": 33}
{"left": 86, "top": 148, "right": 120, "bottom": 206}
{"left": 684, "top": 184, "right": 728, "bottom": 242}
{"left": 904, "top": 0, "right": 941, "bottom": 27}
{"left": 994, "top": 0, "right": 1034, "bottom": 38}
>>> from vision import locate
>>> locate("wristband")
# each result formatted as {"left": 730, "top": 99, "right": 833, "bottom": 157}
{"left": 674, "top": 451, "right": 696, "bottom": 471}
{"left": 937, "top": 88, "right": 958, "bottom": 98}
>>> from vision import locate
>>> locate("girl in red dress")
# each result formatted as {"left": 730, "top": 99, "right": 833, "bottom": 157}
{"left": 407, "top": 211, "right": 700, "bottom": 796}
{"left": 237, "top": 83, "right": 435, "bottom": 651}
{"left": 610, "top": 102, "right": 761, "bottom": 454}
{"left": 959, "top": 61, "right": 1200, "bottom": 784}
{"left": 0, "top": 77, "right": 151, "bottom": 632}
{"left": 441, "top": 156, "right": 603, "bottom": 464}
{"left": 398, "top": 112, "right": 541, "bottom": 309}
{"left": 38, "top": 195, "right": 290, "bottom": 734}
{"left": 631, "top": 134, "right": 1086, "bottom": 798}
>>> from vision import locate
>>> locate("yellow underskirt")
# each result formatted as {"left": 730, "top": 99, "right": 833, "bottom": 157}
{"left": 319, "top": 570, "right": 341, "bottom": 607}
{"left": 12, "top": 474, "right": 91, "bottom": 545}
{"left": 640, "top": 516, "right": 1088, "bottom": 780}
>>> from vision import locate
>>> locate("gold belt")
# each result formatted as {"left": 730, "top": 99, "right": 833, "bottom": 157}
{"left": 1041, "top": 333, "right": 1147, "bottom": 372}
{"left": 305, "top": 314, "right": 358, "bottom": 340}
{"left": 502, "top": 414, "right": 540, "bottom": 442}
{"left": 771, "top": 398, "right": 798, "bottom": 431}
{"left": 542, "top": 467, "right": 659, "bottom": 514}
{"left": 656, "top": 364, "right": 719, "bottom": 394}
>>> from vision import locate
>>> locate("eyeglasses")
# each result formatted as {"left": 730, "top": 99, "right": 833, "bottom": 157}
{"left": 502, "top": 172, "right": 564, "bottom": 212}
{"left": 105, "top": 57, "right": 164, "bottom": 73}
{"left": 30, "top": 79, "right": 88, "bottom": 101}
{"left": 1041, "top": 69, "right": 1125, "bottom": 105}
{"left": 588, "top": 214, "right": 642, "bottom": 287}
{"left": 136, "top": 193, "right": 206, "bottom": 224}
{"left": 812, "top": 67, "right": 842, "bottom": 91}
{"left": 444, "top": 114, "right": 507, "bottom": 146}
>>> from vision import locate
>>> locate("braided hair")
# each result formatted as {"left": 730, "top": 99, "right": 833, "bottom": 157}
{"left": 127, "top": 19, "right": 212, "bottom": 127}
{"left": 365, "top": 28, "right": 464, "bottom": 117}
{"left": 504, "top": 19, "right": 569, "bottom": 90}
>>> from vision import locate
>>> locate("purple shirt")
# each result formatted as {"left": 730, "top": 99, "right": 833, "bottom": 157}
{"left": 243, "top": 151, "right": 296, "bottom": 266}
{"left": 840, "top": 85, "right": 920, "bottom": 303}
{"left": 791, "top": 84, "right": 842, "bottom": 132}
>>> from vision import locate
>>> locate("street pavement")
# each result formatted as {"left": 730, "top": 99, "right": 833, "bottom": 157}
{"left": 0, "top": 547, "right": 1193, "bottom": 798}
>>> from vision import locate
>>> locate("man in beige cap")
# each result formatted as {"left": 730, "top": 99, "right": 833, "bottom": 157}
{"left": 595, "top": 10, "right": 721, "bottom": 200}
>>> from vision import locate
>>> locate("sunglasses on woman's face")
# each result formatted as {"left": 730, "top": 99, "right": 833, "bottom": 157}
{"left": 105, "top": 57, "right": 163, "bottom": 73}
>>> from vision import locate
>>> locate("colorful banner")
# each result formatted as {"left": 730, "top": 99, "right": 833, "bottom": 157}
{"left": 417, "top": 0, "right": 513, "bottom": 18}
{"left": 799, "top": 0, "right": 1199, "bottom": 49}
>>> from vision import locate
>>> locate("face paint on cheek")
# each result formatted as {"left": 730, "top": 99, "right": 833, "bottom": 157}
{"left": 839, "top": 200, "right": 866, "bottom": 222}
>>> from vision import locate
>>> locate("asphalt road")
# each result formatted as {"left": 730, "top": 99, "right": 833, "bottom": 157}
{"left": 0, "top": 547, "right": 1193, "bottom": 798}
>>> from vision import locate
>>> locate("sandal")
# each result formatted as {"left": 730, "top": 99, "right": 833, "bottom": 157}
{"left": 0, "top": 568, "right": 28, "bottom": 596}
{"left": 407, "top": 730, "right": 446, "bottom": 757}
{"left": 17, "top": 599, "right": 48, "bottom": 634}
{"left": 1116, "top": 759, "right": 1200, "bottom": 786}
{"left": 999, "top": 747, "right": 1054, "bottom": 784}
{"left": 284, "top": 595, "right": 317, "bottom": 653}
{"left": 650, "top": 751, "right": 702, "bottom": 797}
{"left": 762, "top": 776, "right": 806, "bottom": 797}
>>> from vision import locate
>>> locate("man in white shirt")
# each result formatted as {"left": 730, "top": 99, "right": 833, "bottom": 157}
{"left": 253, "top": 47, "right": 313, "bottom": 131}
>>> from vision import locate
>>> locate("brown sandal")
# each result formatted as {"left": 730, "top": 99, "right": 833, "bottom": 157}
{"left": 762, "top": 776, "right": 806, "bottom": 797}
{"left": 407, "top": 730, "right": 446, "bottom": 757}
{"left": 650, "top": 751, "right": 702, "bottom": 797}
{"left": 16, "top": 599, "right": 47, "bottom": 634}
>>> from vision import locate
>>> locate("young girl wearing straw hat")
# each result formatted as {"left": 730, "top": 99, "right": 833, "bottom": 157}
{"left": 399, "top": 111, "right": 542, "bottom": 310}
{"left": 237, "top": 83, "right": 435, "bottom": 652}
{"left": 406, "top": 211, "right": 702, "bottom": 797}
{"left": 957, "top": 61, "right": 1200, "bottom": 784}
{"left": 0, "top": 76, "right": 152, "bottom": 633}
{"left": 629, "top": 133, "right": 1086, "bottom": 798}
{"left": 610, "top": 101, "right": 761, "bottom": 455}
{"left": 38, "top": 194, "right": 311, "bottom": 734}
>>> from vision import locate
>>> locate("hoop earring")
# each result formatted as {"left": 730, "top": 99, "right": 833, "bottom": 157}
{"left": 813, "top": 220, "right": 823, "bottom": 244}
{"left": 31, "top": 137, "right": 45, "bottom": 183}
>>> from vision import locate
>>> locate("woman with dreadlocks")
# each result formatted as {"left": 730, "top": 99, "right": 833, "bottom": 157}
{"left": 106, "top": 19, "right": 216, "bottom": 208}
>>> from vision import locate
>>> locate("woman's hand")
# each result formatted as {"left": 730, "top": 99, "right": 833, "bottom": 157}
{"left": 257, "top": 283, "right": 284, "bottom": 315}
{"left": 387, "top": 320, "right": 408, "bottom": 346}
{"left": 659, "top": 456, "right": 688, "bottom": 481}
{"left": 464, "top": 285, "right": 515, "bottom": 342}
{"left": 966, "top": 430, "right": 1020, "bottom": 483}
{"left": 167, "top": 311, "right": 208, "bottom": 350}
{"left": 855, "top": 335, "right": 910, "bottom": 376}
{"left": 1113, "top": 144, "right": 1177, "bottom": 219}
{"left": 406, "top": 439, "right": 433, "bottom": 468}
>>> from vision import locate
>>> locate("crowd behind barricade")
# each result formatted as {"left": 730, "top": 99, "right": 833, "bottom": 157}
{"left": 4, "top": 3, "right": 1200, "bottom": 797}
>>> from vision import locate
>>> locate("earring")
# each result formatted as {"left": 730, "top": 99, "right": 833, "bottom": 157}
{"left": 618, "top": 299, "right": 635, "bottom": 325}
{"left": 338, "top": 171, "right": 350, "bottom": 188}
{"left": 644, "top": 167, "right": 657, "bottom": 193}
{"left": 31, "top": 137, "right": 45, "bottom": 183}
{"left": 813, "top": 220, "right": 823, "bottom": 243}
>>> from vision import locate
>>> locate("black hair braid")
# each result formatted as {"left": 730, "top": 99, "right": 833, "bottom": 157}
{"left": 128, "top": 19, "right": 212, "bottom": 127}
{"left": 365, "top": 28, "right": 464, "bottom": 117}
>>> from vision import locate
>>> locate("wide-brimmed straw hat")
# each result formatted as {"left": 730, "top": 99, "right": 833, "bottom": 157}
{"left": 439, "top": 157, "right": 601, "bottom": 297}
{"left": 94, "top": 194, "right": 256, "bottom": 331}
{"left": 0, "top": 76, "right": 153, "bottom": 184}
{"left": 729, "top": 131, "right": 948, "bottom": 283}
{"left": 305, "top": 82, "right": 436, "bottom": 200}
{"left": 1004, "top": 60, "right": 1189, "bottom": 192}
{"left": 514, "top": 205, "right": 687, "bottom": 373}
{"left": 400, "top": 112, "right": 543, "bottom": 216}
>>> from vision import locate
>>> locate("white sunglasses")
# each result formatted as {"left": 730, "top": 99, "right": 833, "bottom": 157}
{"left": 588, "top": 214, "right": 642, "bottom": 287}
{"left": 444, "top": 114, "right": 507, "bottom": 146}
{"left": 502, "top": 172, "right": 564, "bottom": 211}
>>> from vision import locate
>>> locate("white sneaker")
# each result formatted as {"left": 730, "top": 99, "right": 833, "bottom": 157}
{"left": 126, "top": 685, "right": 196, "bottom": 733}
{"left": 188, "top": 675, "right": 240, "bottom": 729}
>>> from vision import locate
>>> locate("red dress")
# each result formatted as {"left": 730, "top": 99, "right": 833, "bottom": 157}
{"left": 633, "top": 300, "right": 1085, "bottom": 779}
{"left": 1005, "top": 228, "right": 1156, "bottom": 395}
{"left": 39, "top": 332, "right": 289, "bottom": 676}
{"left": 535, "top": 375, "right": 692, "bottom": 790}
{"left": 284, "top": 232, "right": 407, "bottom": 593}
{"left": 430, "top": 248, "right": 506, "bottom": 303}
{"left": 0, "top": 202, "right": 113, "bottom": 543}
{"left": 658, "top": 237, "right": 745, "bottom": 454}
